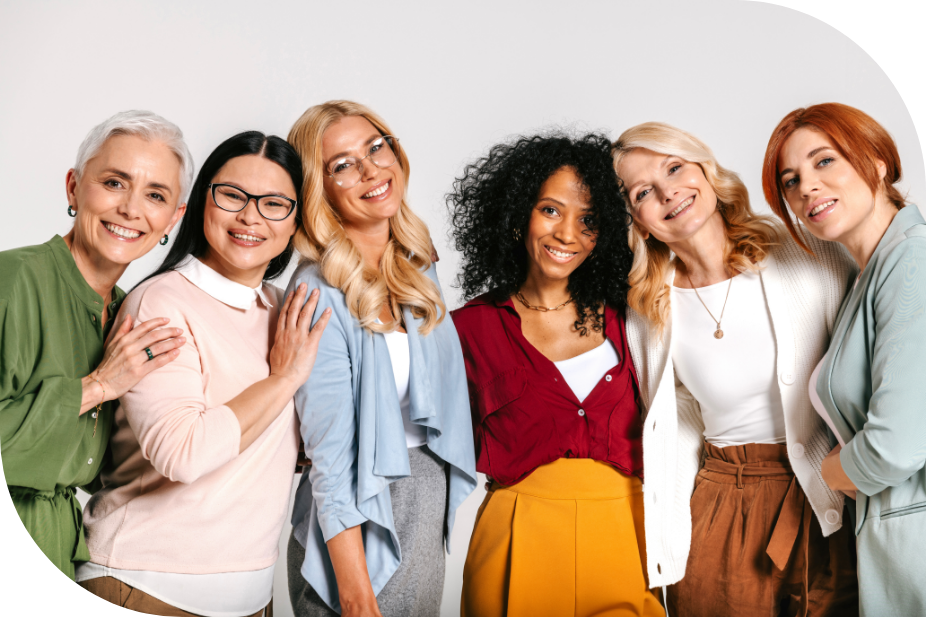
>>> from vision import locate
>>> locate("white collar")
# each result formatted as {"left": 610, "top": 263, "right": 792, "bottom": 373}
{"left": 175, "top": 258, "right": 275, "bottom": 310}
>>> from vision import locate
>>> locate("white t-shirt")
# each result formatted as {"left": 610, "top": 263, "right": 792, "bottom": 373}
{"left": 382, "top": 328, "right": 429, "bottom": 448}
{"left": 671, "top": 270, "right": 787, "bottom": 448}
{"left": 553, "top": 339, "right": 620, "bottom": 402}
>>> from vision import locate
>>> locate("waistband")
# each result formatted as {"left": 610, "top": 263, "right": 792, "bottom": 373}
{"left": 493, "top": 458, "right": 641, "bottom": 500}
{"left": 8, "top": 484, "right": 90, "bottom": 563}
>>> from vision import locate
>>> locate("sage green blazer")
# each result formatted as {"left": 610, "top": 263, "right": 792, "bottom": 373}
{"left": 816, "top": 204, "right": 926, "bottom": 615}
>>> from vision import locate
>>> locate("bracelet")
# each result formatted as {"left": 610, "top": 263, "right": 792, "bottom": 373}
{"left": 89, "top": 374, "right": 105, "bottom": 438}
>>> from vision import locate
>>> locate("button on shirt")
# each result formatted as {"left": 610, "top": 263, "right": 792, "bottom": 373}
{"left": 451, "top": 294, "right": 644, "bottom": 486}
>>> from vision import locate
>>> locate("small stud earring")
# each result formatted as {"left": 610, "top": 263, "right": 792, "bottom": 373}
{"left": 160, "top": 235, "right": 169, "bottom": 246}
{"left": 67, "top": 205, "right": 76, "bottom": 217}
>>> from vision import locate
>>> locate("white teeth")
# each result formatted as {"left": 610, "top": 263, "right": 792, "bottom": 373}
{"left": 362, "top": 182, "right": 389, "bottom": 198}
{"left": 666, "top": 197, "right": 694, "bottom": 219}
{"left": 232, "top": 233, "right": 264, "bottom": 242}
{"left": 810, "top": 200, "right": 835, "bottom": 216}
{"left": 546, "top": 246, "right": 575, "bottom": 259}
{"left": 104, "top": 223, "right": 141, "bottom": 239}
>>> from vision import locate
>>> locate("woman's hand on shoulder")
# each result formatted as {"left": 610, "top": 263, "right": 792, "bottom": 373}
{"left": 83, "top": 314, "right": 186, "bottom": 414}
{"left": 269, "top": 282, "right": 332, "bottom": 389}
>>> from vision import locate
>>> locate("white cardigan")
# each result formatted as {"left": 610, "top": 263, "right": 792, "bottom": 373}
{"left": 626, "top": 229, "right": 856, "bottom": 589}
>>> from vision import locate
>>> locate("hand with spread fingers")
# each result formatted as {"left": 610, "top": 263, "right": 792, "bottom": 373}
{"left": 270, "top": 283, "right": 332, "bottom": 389}
{"left": 80, "top": 315, "right": 186, "bottom": 416}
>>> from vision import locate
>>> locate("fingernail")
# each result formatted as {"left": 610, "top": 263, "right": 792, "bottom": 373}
{"left": 311, "top": 289, "right": 318, "bottom": 297}
{"left": 300, "top": 282, "right": 307, "bottom": 290}
{"left": 325, "top": 308, "right": 331, "bottom": 314}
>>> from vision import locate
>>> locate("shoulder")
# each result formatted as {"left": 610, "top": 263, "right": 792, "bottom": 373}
{"left": 768, "top": 223, "right": 856, "bottom": 279}
{"left": 289, "top": 260, "right": 338, "bottom": 295}
{"left": 450, "top": 292, "right": 496, "bottom": 321}
{"left": 122, "top": 271, "right": 196, "bottom": 317}
{"left": 0, "top": 240, "right": 57, "bottom": 303}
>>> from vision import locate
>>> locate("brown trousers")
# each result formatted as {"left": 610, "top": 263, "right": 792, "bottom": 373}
{"left": 667, "top": 443, "right": 858, "bottom": 617}
{"left": 78, "top": 576, "right": 273, "bottom": 617}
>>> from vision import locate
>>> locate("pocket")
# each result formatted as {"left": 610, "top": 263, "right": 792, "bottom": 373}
{"left": 880, "top": 500, "right": 926, "bottom": 520}
{"left": 474, "top": 367, "right": 527, "bottom": 421}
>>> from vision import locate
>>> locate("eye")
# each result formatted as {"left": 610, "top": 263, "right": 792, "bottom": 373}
{"left": 668, "top": 164, "right": 681, "bottom": 174}
{"left": 541, "top": 206, "right": 558, "bottom": 216}
{"left": 262, "top": 198, "right": 290, "bottom": 211}
{"left": 105, "top": 179, "right": 124, "bottom": 189}
{"left": 782, "top": 175, "right": 798, "bottom": 189}
{"left": 817, "top": 157, "right": 834, "bottom": 168}
{"left": 148, "top": 192, "right": 166, "bottom": 202}
{"left": 220, "top": 189, "right": 245, "bottom": 201}
{"left": 369, "top": 140, "right": 384, "bottom": 155}
{"left": 331, "top": 159, "right": 354, "bottom": 174}
{"left": 634, "top": 188, "right": 651, "bottom": 203}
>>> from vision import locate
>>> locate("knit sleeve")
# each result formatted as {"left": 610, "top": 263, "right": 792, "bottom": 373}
{"left": 119, "top": 282, "right": 242, "bottom": 485}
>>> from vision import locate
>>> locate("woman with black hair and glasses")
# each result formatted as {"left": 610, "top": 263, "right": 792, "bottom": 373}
{"left": 77, "top": 132, "right": 331, "bottom": 617}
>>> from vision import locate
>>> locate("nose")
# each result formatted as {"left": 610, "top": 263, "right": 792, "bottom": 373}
{"left": 236, "top": 197, "right": 263, "bottom": 225}
{"left": 116, "top": 188, "right": 145, "bottom": 220}
{"left": 359, "top": 157, "right": 380, "bottom": 182}
{"left": 798, "top": 168, "right": 820, "bottom": 197}
{"left": 552, "top": 216, "right": 578, "bottom": 245}
{"left": 656, "top": 180, "right": 678, "bottom": 204}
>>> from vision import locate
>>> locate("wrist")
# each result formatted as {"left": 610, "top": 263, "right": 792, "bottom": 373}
{"left": 79, "top": 375, "right": 106, "bottom": 416}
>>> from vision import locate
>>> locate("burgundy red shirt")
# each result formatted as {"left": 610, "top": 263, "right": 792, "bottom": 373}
{"left": 451, "top": 294, "right": 644, "bottom": 486}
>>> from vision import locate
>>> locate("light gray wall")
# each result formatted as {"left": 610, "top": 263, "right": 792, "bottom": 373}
{"left": 1, "top": 1, "right": 924, "bottom": 616}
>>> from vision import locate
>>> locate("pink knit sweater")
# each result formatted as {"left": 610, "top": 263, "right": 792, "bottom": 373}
{"left": 83, "top": 269, "right": 299, "bottom": 574}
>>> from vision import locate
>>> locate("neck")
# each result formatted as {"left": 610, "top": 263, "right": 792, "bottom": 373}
{"left": 519, "top": 268, "right": 571, "bottom": 308}
{"left": 199, "top": 251, "right": 267, "bottom": 288}
{"left": 840, "top": 194, "right": 899, "bottom": 271}
{"left": 63, "top": 230, "right": 124, "bottom": 303}
{"left": 344, "top": 219, "right": 391, "bottom": 271}
{"left": 667, "top": 212, "right": 733, "bottom": 287}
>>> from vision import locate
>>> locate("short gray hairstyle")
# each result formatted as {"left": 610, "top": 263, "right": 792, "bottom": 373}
{"left": 74, "top": 110, "right": 194, "bottom": 204}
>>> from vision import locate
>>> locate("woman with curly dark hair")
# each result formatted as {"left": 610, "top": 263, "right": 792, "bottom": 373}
{"left": 450, "top": 133, "right": 664, "bottom": 617}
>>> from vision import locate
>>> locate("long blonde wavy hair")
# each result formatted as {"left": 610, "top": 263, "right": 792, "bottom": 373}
{"left": 611, "top": 122, "right": 778, "bottom": 333}
{"left": 287, "top": 100, "right": 445, "bottom": 334}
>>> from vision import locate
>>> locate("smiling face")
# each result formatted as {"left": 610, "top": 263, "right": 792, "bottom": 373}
{"left": 617, "top": 147, "right": 719, "bottom": 246}
{"left": 523, "top": 166, "right": 597, "bottom": 284}
{"left": 321, "top": 115, "right": 406, "bottom": 233}
{"left": 200, "top": 154, "right": 298, "bottom": 287}
{"left": 66, "top": 133, "right": 185, "bottom": 269}
{"left": 777, "top": 127, "right": 887, "bottom": 245}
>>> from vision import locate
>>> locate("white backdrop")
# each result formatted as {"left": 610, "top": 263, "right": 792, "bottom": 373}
{"left": 2, "top": 1, "right": 925, "bottom": 615}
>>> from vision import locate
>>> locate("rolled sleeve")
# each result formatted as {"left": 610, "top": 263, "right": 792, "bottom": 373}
{"left": 120, "top": 289, "right": 241, "bottom": 485}
{"left": 291, "top": 276, "right": 367, "bottom": 542}
{"left": 841, "top": 238, "right": 926, "bottom": 496}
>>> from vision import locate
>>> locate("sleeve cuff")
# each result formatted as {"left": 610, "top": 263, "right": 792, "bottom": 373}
{"left": 317, "top": 505, "right": 368, "bottom": 543}
{"left": 841, "top": 436, "right": 887, "bottom": 497}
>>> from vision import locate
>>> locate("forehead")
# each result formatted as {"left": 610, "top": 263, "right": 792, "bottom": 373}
{"left": 91, "top": 134, "right": 181, "bottom": 173}
{"left": 212, "top": 154, "right": 296, "bottom": 195}
{"left": 539, "top": 167, "right": 590, "bottom": 206}
{"left": 780, "top": 128, "right": 835, "bottom": 166}
{"left": 321, "top": 115, "right": 380, "bottom": 159}
{"left": 617, "top": 148, "right": 670, "bottom": 183}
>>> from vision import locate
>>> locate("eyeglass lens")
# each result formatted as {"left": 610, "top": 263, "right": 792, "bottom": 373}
{"left": 328, "top": 136, "right": 398, "bottom": 188}
{"left": 213, "top": 185, "right": 294, "bottom": 220}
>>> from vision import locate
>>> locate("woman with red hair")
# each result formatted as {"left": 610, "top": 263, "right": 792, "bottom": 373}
{"left": 763, "top": 102, "right": 926, "bottom": 615}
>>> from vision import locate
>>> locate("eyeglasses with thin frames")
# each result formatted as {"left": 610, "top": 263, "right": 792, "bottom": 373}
{"left": 326, "top": 135, "right": 400, "bottom": 189}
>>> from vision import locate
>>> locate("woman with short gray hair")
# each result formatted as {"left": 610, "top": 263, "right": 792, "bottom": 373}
{"left": 0, "top": 109, "right": 190, "bottom": 579}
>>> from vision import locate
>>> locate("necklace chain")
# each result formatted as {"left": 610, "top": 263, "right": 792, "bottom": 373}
{"left": 686, "top": 274, "right": 733, "bottom": 340}
{"left": 515, "top": 291, "right": 573, "bottom": 312}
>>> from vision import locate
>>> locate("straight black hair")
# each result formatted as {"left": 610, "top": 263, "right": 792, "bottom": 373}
{"left": 140, "top": 131, "right": 303, "bottom": 288}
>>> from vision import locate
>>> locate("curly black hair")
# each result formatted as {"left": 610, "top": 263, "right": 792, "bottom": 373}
{"left": 448, "top": 132, "right": 634, "bottom": 335}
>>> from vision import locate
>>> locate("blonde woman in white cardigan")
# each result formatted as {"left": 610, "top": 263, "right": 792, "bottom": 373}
{"left": 612, "top": 122, "right": 858, "bottom": 617}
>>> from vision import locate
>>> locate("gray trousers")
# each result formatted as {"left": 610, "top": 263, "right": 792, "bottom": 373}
{"left": 288, "top": 445, "right": 448, "bottom": 617}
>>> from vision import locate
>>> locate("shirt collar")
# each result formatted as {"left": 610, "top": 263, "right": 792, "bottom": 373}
{"left": 175, "top": 258, "right": 275, "bottom": 310}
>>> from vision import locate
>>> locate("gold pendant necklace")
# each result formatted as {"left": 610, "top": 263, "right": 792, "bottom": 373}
{"left": 515, "top": 291, "right": 573, "bottom": 312}
{"left": 686, "top": 273, "right": 733, "bottom": 339}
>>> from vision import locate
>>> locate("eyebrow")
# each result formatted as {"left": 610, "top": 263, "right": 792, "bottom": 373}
{"left": 325, "top": 134, "right": 382, "bottom": 166}
{"left": 102, "top": 168, "right": 174, "bottom": 195}
{"left": 623, "top": 155, "right": 675, "bottom": 193}
{"left": 215, "top": 182, "right": 294, "bottom": 200}
{"left": 779, "top": 146, "right": 835, "bottom": 177}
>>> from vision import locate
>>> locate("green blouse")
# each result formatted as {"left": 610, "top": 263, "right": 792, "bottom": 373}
{"left": 0, "top": 235, "right": 124, "bottom": 579}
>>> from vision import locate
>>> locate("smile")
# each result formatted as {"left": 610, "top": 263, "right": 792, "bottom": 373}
{"left": 544, "top": 245, "right": 578, "bottom": 263}
{"left": 229, "top": 230, "right": 266, "bottom": 244}
{"left": 665, "top": 197, "right": 694, "bottom": 220}
{"left": 809, "top": 199, "right": 836, "bottom": 217}
{"left": 103, "top": 222, "right": 143, "bottom": 240}
{"left": 362, "top": 181, "right": 390, "bottom": 199}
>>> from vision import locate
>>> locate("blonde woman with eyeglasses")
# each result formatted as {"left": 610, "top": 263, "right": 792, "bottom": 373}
{"left": 284, "top": 100, "right": 477, "bottom": 617}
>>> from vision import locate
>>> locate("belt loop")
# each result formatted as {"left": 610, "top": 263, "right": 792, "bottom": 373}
{"left": 736, "top": 464, "right": 744, "bottom": 489}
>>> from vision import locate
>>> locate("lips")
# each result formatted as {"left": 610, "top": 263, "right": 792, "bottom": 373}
{"left": 808, "top": 198, "right": 837, "bottom": 219}
{"left": 361, "top": 180, "right": 390, "bottom": 199}
{"left": 544, "top": 245, "right": 578, "bottom": 263}
{"left": 228, "top": 229, "right": 266, "bottom": 246}
{"left": 665, "top": 196, "right": 694, "bottom": 220}
{"left": 102, "top": 221, "right": 144, "bottom": 240}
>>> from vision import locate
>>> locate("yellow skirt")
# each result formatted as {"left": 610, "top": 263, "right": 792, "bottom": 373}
{"left": 461, "top": 458, "right": 664, "bottom": 617}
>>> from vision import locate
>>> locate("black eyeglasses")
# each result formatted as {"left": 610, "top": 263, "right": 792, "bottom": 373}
{"left": 208, "top": 183, "right": 297, "bottom": 221}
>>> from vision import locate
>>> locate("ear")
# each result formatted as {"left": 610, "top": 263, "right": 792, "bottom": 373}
{"left": 875, "top": 158, "right": 887, "bottom": 182}
{"left": 65, "top": 168, "right": 79, "bottom": 208}
{"left": 633, "top": 220, "right": 651, "bottom": 241}
{"left": 165, "top": 202, "right": 187, "bottom": 235}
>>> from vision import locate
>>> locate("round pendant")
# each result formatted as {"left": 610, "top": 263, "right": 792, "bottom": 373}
{"left": 714, "top": 329, "right": 724, "bottom": 339}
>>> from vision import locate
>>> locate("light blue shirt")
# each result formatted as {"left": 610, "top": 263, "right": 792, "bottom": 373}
{"left": 286, "top": 261, "right": 477, "bottom": 613}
